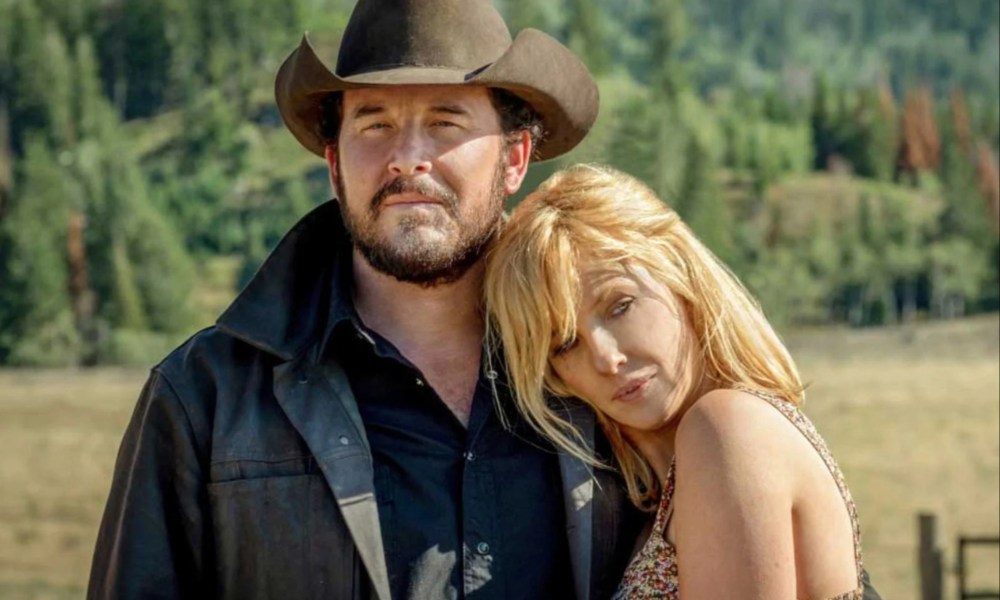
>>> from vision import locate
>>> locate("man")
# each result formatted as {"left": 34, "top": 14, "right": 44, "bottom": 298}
{"left": 88, "top": 1, "right": 641, "bottom": 599}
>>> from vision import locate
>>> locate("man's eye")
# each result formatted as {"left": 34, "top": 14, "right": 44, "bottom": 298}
{"left": 362, "top": 122, "right": 389, "bottom": 132}
{"left": 432, "top": 120, "right": 459, "bottom": 128}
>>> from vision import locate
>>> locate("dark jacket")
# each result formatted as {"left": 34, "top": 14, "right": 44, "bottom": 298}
{"left": 87, "top": 201, "right": 641, "bottom": 600}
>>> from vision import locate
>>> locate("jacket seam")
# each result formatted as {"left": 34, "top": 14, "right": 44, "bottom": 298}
{"left": 151, "top": 367, "right": 209, "bottom": 469}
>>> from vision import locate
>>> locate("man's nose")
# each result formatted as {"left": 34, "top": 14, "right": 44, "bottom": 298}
{"left": 388, "top": 128, "right": 433, "bottom": 176}
{"left": 590, "top": 330, "right": 626, "bottom": 375}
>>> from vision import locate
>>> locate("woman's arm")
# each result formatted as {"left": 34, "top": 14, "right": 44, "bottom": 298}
{"left": 671, "top": 389, "right": 798, "bottom": 600}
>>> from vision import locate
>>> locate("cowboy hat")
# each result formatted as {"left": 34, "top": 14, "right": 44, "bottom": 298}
{"left": 275, "top": 0, "right": 598, "bottom": 161}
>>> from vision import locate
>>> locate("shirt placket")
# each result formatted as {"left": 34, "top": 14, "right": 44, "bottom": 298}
{"left": 462, "top": 376, "right": 500, "bottom": 598}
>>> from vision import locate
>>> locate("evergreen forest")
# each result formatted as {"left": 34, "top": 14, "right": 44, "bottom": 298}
{"left": 0, "top": 0, "right": 998, "bottom": 366}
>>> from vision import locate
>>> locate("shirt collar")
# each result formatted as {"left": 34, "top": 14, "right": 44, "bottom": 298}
{"left": 317, "top": 246, "right": 370, "bottom": 358}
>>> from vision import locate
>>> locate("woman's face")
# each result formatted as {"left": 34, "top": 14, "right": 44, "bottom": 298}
{"left": 549, "top": 262, "right": 704, "bottom": 438}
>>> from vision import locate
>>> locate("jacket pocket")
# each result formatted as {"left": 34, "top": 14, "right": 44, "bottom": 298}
{"left": 208, "top": 474, "right": 365, "bottom": 599}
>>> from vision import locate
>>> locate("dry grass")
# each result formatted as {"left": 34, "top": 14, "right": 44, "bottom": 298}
{"left": 0, "top": 368, "right": 143, "bottom": 599}
{"left": 787, "top": 314, "right": 1000, "bottom": 599}
{"left": 0, "top": 315, "right": 997, "bottom": 599}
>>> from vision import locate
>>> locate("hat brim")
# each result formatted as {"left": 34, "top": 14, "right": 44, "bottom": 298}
{"left": 275, "top": 29, "right": 598, "bottom": 162}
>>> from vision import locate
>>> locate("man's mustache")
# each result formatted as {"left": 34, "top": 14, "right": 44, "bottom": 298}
{"left": 371, "top": 177, "right": 459, "bottom": 217}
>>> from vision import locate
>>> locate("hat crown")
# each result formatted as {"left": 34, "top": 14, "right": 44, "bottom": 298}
{"left": 337, "top": 0, "right": 513, "bottom": 77}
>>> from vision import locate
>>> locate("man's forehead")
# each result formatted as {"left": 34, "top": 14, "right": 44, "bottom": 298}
{"left": 342, "top": 85, "right": 493, "bottom": 112}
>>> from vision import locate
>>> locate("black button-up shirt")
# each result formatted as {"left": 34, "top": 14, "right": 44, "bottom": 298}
{"left": 324, "top": 258, "right": 573, "bottom": 600}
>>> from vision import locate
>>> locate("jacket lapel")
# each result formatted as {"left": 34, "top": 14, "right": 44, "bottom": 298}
{"left": 273, "top": 359, "right": 391, "bottom": 600}
{"left": 556, "top": 402, "right": 596, "bottom": 600}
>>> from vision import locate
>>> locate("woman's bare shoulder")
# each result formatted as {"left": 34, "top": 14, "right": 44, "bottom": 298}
{"left": 676, "top": 388, "right": 799, "bottom": 451}
{"left": 674, "top": 388, "right": 803, "bottom": 491}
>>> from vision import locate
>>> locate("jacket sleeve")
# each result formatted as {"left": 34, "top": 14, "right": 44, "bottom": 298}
{"left": 88, "top": 369, "right": 212, "bottom": 600}
{"left": 861, "top": 568, "right": 883, "bottom": 600}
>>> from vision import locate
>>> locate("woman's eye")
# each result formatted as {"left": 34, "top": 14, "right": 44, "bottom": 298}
{"left": 609, "top": 298, "right": 635, "bottom": 317}
{"left": 552, "top": 338, "right": 578, "bottom": 357}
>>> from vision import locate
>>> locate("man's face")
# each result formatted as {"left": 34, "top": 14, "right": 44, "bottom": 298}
{"left": 329, "top": 85, "right": 529, "bottom": 286}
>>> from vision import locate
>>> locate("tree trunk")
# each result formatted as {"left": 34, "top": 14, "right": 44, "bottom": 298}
{"left": 66, "top": 210, "right": 98, "bottom": 364}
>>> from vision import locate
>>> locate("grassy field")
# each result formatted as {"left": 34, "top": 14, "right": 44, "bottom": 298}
{"left": 0, "top": 314, "right": 997, "bottom": 599}
{"left": 786, "top": 314, "right": 1000, "bottom": 599}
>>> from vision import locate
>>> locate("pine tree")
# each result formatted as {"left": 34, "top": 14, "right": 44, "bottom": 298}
{"left": 73, "top": 36, "right": 112, "bottom": 145}
{"left": 642, "top": 0, "right": 688, "bottom": 102}
{"left": 975, "top": 143, "right": 1000, "bottom": 232}
{"left": 874, "top": 82, "right": 899, "bottom": 181}
{"left": 606, "top": 93, "right": 660, "bottom": 198}
{"left": 677, "top": 134, "right": 735, "bottom": 266}
{"left": 805, "top": 217, "right": 840, "bottom": 322}
{"left": 810, "top": 75, "right": 836, "bottom": 170}
{"left": 939, "top": 102, "right": 991, "bottom": 244}
{"left": 881, "top": 193, "right": 924, "bottom": 321}
{"left": 928, "top": 239, "right": 988, "bottom": 318}
{"left": 8, "top": 4, "right": 74, "bottom": 152}
{"left": 504, "top": 0, "right": 549, "bottom": 34}
{"left": 564, "top": 0, "right": 611, "bottom": 74}
{"left": 896, "top": 86, "right": 941, "bottom": 180}
{"left": 836, "top": 200, "right": 876, "bottom": 326}
{"left": 0, "top": 100, "right": 11, "bottom": 218}
{"left": 748, "top": 124, "right": 780, "bottom": 199}
{"left": 98, "top": 0, "right": 173, "bottom": 118}
{"left": 950, "top": 88, "right": 973, "bottom": 155}
{"left": 164, "top": 0, "right": 202, "bottom": 106}
{"left": 0, "top": 11, "right": 11, "bottom": 207}
{"left": 0, "top": 137, "right": 81, "bottom": 365}
{"left": 86, "top": 124, "right": 196, "bottom": 334}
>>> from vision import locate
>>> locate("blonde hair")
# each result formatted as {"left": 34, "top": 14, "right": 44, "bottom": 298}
{"left": 484, "top": 164, "right": 804, "bottom": 510}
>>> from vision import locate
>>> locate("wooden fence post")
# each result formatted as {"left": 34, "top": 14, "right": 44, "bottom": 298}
{"left": 958, "top": 537, "right": 966, "bottom": 600}
{"left": 919, "top": 513, "right": 944, "bottom": 600}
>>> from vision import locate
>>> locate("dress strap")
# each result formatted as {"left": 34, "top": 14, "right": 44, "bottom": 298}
{"left": 651, "top": 455, "right": 678, "bottom": 537}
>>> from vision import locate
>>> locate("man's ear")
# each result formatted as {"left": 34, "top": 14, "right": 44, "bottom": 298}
{"left": 502, "top": 131, "right": 532, "bottom": 196}
{"left": 324, "top": 145, "right": 339, "bottom": 199}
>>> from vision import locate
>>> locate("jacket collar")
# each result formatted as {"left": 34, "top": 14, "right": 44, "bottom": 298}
{"left": 216, "top": 200, "right": 347, "bottom": 362}
{"left": 555, "top": 401, "right": 596, "bottom": 600}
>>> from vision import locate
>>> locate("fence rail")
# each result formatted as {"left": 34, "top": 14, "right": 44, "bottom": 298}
{"left": 958, "top": 535, "right": 1000, "bottom": 600}
{"left": 918, "top": 513, "right": 1000, "bottom": 600}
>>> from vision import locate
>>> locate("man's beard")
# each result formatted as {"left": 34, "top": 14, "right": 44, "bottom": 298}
{"left": 335, "top": 158, "right": 507, "bottom": 287}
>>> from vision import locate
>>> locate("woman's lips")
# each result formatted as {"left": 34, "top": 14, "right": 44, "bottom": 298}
{"left": 613, "top": 374, "right": 653, "bottom": 402}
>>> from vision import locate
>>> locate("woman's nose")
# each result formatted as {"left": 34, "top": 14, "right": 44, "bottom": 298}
{"left": 590, "top": 329, "right": 626, "bottom": 375}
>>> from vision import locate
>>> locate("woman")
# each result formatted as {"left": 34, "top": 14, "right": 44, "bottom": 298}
{"left": 484, "top": 165, "right": 865, "bottom": 599}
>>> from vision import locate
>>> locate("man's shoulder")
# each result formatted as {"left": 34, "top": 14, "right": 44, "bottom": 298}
{"left": 135, "top": 325, "right": 297, "bottom": 450}
{"left": 150, "top": 325, "right": 279, "bottom": 408}
{"left": 156, "top": 325, "right": 271, "bottom": 377}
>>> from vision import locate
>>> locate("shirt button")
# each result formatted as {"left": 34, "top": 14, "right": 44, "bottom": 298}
{"left": 415, "top": 378, "right": 425, "bottom": 387}
{"left": 484, "top": 369, "right": 498, "bottom": 380}
{"left": 338, "top": 435, "right": 350, "bottom": 445}
{"left": 476, "top": 542, "right": 490, "bottom": 555}
{"left": 464, "top": 451, "right": 476, "bottom": 462}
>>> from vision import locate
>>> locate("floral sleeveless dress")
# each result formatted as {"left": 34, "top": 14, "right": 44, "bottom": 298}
{"left": 612, "top": 388, "right": 865, "bottom": 600}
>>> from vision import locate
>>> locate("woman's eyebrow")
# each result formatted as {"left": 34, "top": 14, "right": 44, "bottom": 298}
{"left": 586, "top": 279, "right": 630, "bottom": 311}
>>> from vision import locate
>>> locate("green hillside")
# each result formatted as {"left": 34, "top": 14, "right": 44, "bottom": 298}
{"left": 1, "top": 0, "right": 998, "bottom": 366}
